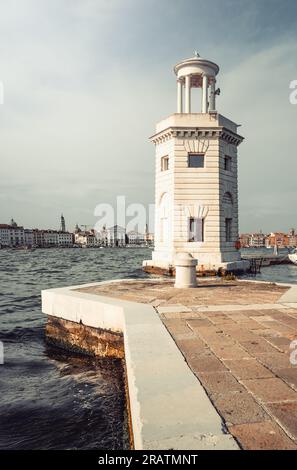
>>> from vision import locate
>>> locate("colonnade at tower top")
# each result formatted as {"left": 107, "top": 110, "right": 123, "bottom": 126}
{"left": 174, "top": 52, "right": 220, "bottom": 114}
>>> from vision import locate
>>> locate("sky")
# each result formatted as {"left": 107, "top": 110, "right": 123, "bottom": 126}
{"left": 0, "top": 0, "right": 297, "bottom": 233}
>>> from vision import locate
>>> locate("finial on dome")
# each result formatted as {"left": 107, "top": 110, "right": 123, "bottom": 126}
{"left": 194, "top": 51, "right": 200, "bottom": 58}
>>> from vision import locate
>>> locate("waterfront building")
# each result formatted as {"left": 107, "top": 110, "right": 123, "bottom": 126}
{"left": 239, "top": 233, "right": 251, "bottom": 248}
{"left": 0, "top": 220, "right": 25, "bottom": 247}
{"left": 144, "top": 224, "right": 154, "bottom": 246}
{"left": 24, "top": 229, "right": 35, "bottom": 247}
{"left": 107, "top": 225, "right": 126, "bottom": 247}
{"left": 249, "top": 232, "right": 267, "bottom": 248}
{"left": 43, "top": 230, "right": 59, "bottom": 246}
{"left": 143, "top": 53, "right": 246, "bottom": 272}
{"left": 127, "top": 230, "right": 145, "bottom": 245}
{"left": 288, "top": 229, "right": 297, "bottom": 247}
{"left": 74, "top": 223, "right": 81, "bottom": 233}
{"left": 29, "top": 229, "right": 73, "bottom": 247}
{"left": 145, "top": 232, "right": 154, "bottom": 245}
{"left": 74, "top": 230, "right": 96, "bottom": 247}
{"left": 0, "top": 224, "right": 12, "bottom": 246}
{"left": 97, "top": 225, "right": 108, "bottom": 246}
{"left": 267, "top": 232, "right": 289, "bottom": 249}
{"left": 57, "top": 231, "right": 74, "bottom": 246}
{"left": 33, "top": 229, "right": 45, "bottom": 247}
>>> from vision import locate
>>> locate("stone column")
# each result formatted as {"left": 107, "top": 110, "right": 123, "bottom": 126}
{"left": 185, "top": 75, "right": 191, "bottom": 113}
{"left": 209, "top": 80, "right": 216, "bottom": 112}
{"left": 177, "top": 79, "right": 183, "bottom": 113}
{"left": 202, "top": 75, "right": 208, "bottom": 113}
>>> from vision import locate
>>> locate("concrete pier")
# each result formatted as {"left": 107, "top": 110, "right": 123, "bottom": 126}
{"left": 42, "top": 280, "right": 239, "bottom": 450}
{"left": 42, "top": 278, "right": 297, "bottom": 450}
{"left": 241, "top": 253, "right": 290, "bottom": 266}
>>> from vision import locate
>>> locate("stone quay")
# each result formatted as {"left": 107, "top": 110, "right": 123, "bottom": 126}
{"left": 42, "top": 278, "right": 297, "bottom": 450}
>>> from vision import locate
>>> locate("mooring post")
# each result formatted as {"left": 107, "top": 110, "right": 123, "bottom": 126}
{"left": 174, "top": 252, "right": 198, "bottom": 288}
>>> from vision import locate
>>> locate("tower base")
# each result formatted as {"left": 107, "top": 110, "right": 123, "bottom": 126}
{"left": 142, "top": 258, "right": 250, "bottom": 277}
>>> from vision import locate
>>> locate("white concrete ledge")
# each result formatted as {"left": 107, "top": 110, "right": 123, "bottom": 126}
{"left": 42, "top": 280, "right": 239, "bottom": 450}
{"left": 278, "top": 285, "right": 297, "bottom": 303}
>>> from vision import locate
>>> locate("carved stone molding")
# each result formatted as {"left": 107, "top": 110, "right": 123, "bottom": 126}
{"left": 150, "top": 126, "right": 243, "bottom": 147}
{"left": 183, "top": 138, "right": 209, "bottom": 154}
{"left": 182, "top": 203, "right": 209, "bottom": 219}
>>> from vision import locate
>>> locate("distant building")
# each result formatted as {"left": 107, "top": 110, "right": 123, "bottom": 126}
{"left": 98, "top": 225, "right": 108, "bottom": 246}
{"left": 33, "top": 229, "right": 45, "bottom": 247}
{"left": 57, "top": 231, "right": 74, "bottom": 246}
{"left": 288, "top": 229, "right": 297, "bottom": 247}
{"left": 267, "top": 232, "right": 289, "bottom": 249}
{"left": 24, "top": 229, "right": 35, "bottom": 247}
{"left": 239, "top": 233, "right": 251, "bottom": 248}
{"left": 0, "top": 219, "right": 25, "bottom": 247}
{"left": 144, "top": 224, "right": 154, "bottom": 246}
{"left": 74, "top": 230, "right": 96, "bottom": 247}
{"left": 60, "top": 214, "right": 66, "bottom": 232}
{"left": 127, "top": 230, "right": 145, "bottom": 245}
{"left": 0, "top": 225, "right": 11, "bottom": 246}
{"left": 43, "top": 230, "right": 58, "bottom": 246}
{"left": 249, "top": 232, "right": 266, "bottom": 248}
{"left": 145, "top": 232, "right": 154, "bottom": 245}
{"left": 96, "top": 225, "right": 152, "bottom": 247}
{"left": 107, "top": 225, "right": 126, "bottom": 247}
{"left": 36, "top": 230, "right": 74, "bottom": 247}
{"left": 239, "top": 230, "right": 297, "bottom": 249}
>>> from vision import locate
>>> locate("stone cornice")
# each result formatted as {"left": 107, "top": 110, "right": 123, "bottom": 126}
{"left": 149, "top": 126, "right": 244, "bottom": 146}
{"left": 221, "top": 128, "right": 244, "bottom": 146}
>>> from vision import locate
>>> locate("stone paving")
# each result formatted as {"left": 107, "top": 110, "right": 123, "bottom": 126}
{"left": 77, "top": 279, "right": 297, "bottom": 450}
{"left": 161, "top": 309, "right": 297, "bottom": 449}
{"left": 77, "top": 278, "right": 288, "bottom": 307}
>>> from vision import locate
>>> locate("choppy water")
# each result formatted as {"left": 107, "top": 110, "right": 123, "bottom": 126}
{"left": 241, "top": 248, "right": 297, "bottom": 284}
{"left": 243, "top": 263, "right": 297, "bottom": 284}
{"left": 0, "top": 247, "right": 151, "bottom": 450}
{"left": 0, "top": 246, "right": 296, "bottom": 450}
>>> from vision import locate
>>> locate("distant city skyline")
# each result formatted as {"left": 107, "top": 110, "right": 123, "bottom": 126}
{"left": 2, "top": 215, "right": 297, "bottom": 237}
{"left": 1, "top": 0, "right": 297, "bottom": 232}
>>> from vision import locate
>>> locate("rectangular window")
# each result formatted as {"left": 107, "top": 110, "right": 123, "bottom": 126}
{"left": 188, "top": 217, "right": 204, "bottom": 242}
{"left": 225, "top": 218, "right": 232, "bottom": 242}
{"left": 224, "top": 155, "right": 232, "bottom": 171}
{"left": 161, "top": 156, "right": 169, "bottom": 171}
{"left": 188, "top": 153, "right": 204, "bottom": 168}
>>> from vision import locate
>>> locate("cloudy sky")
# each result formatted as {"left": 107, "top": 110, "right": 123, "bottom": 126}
{"left": 0, "top": 0, "right": 296, "bottom": 232}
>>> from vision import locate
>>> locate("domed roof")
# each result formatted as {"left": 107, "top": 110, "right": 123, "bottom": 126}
{"left": 174, "top": 53, "right": 219, "bottom": 78}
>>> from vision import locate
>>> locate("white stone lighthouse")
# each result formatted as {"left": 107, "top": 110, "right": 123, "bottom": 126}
{"left": 143, "top": 53, "right": 248, "bottom": 274}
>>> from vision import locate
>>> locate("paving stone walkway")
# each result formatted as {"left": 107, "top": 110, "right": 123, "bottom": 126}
{"left": 77, "top": 278, "right": 297, "bottom": 450}
{"left": 159, "top": 304, "right": 297, "bottom": 450}
{"left": 77, "top": 278, "right": 288, "bottom": 306}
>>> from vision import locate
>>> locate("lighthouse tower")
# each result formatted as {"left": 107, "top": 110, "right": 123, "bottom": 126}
{"left": 143, "top": 53, "right": 248, "bottom": 274}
